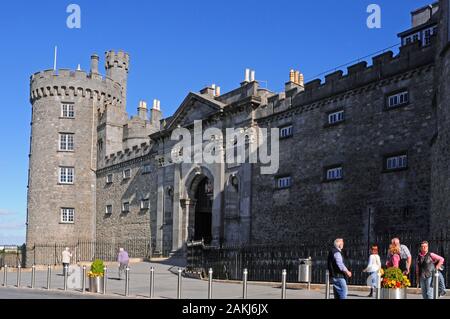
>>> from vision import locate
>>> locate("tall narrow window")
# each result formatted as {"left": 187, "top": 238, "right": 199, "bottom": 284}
{"left": 105, "top": 205, "right": 113, "bottom": 215}
{"left": 106, "top": 174, "right": 113, "bottom": 184}
{"left": 122, "top": 202, "right": 130, "bottom": 213}
{"left": 142, "top": 164, "right": 151, "bottom": 174}
{"left": 140, "top": 198, "right": 150, "bottom": 210}
{"left": 59, "top": 133, "right": 74, "bottom": 151}
{"left": 61, "top": 208, "right": 74, "bottom": 223}
{"left": 61, "top": 103, "right": 75, "bottom": 118}
{"left": 59, "top": 167, "right": 74, "bottom": 184}
{"left": 123, "top": 169, "right": 131, "bottom": 179}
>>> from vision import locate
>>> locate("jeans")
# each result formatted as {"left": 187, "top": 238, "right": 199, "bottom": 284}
{"left": 118, "top": 263, "right": 128, "bottom": 279}
{"left": 420, "top": 276, "right": 433, "bottom": 299}
{"left": 332, "top": 277, "right": 348, "bottom": 299}
{"left": 438, "top": 271, "right": 446, "bottom": 296}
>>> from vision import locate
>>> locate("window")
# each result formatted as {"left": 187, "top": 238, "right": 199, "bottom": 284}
{"left": 122, "top": 202, "right": 130, "bottom": 213}
{"left": 386, "top": 154, "right": 408, "bottom": 170}
{"left": 280, "top": 125, "right": 293, "bottom": 138}
{"left": 123, "top": 169, "right": 131, "bottom": 179}
{"left": 142, "top": 164, "right": 151, "bottom": 174}
{"left": 423, "top": 26, "right": 437, "bottom": 45}
{"left": 387, "top": 91, "right": 409, "bottom": 108}
{"left": 61, "top": 208, "right": 74, "bottom": 223}
{"left": 277, "top": 176, "right": 292, "bottom": 189}
{"left": 328, "top": 110, "right": 344, "bottom": 125}
{"left": 59, "top": 133, "right": 74, "bottom": 151}
{"left": 106, "top": 174, "right": 113, "bottom": 184}
{"left": 140, "top": 198, "right": 150, "bottom": 210}
{"left": 105, "top": 205, "right": 113, "bottom": 215}
{"left": 61, "top": 103, "right": 74, "bottom": 118}
{"left": 326, "top": 167, "right": 343, "bottom": 181}
{"left": 59, "top": 167, "right": 74, "bottom": 184}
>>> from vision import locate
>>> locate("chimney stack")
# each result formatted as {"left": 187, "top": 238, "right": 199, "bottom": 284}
{"left": 90, "top": 54, "right": 99, "bottom": 74}
{"left": 245, "top": 69, "right": 250, "bottom": 82}
{"left": 285, "top": 69, "right": 305, "bottom": 91}
{"left": 151, "top": 99, "right": 162, "bottom": 129}
{"left": 137, "top": 100, "right": 148, "bottom": 120}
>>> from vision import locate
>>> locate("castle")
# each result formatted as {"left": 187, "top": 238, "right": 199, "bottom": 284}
{"left": 26, "top": 1, "right": 450, "bottom": 261}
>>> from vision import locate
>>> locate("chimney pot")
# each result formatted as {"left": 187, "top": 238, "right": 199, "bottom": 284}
{"left": 215, "top": 86, "right": 221, "bottom": 97}
{"left": 245, "top": 69, "right": 250, "bottom": 82}
{"left": 250, "top": 70, "right": 255, "bottom": 82}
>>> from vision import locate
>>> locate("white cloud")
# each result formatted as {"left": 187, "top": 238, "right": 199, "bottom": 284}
{"left": 0, "top": 208, "right": 15, "bottom": 216}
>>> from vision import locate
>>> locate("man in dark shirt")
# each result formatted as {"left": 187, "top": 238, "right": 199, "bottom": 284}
{"left": 327, "top": 238, "right": 352, "bottom": 299}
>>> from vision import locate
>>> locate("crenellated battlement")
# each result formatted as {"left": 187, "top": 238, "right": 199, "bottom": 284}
{"left": 105, "top": 50, "right": 129, "bottom": 71}
{"left": 290, "top": 36, "right": 437, "bottom": 107}
{"left": 30, "top": 68, "right": 123, "bottom": 105}
{"left": 103, "top": 141, "right": 152, "bottom": 166}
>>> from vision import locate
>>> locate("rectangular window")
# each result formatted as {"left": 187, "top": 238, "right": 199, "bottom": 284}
{"left": 386, "top": 154, "right": 408, "bottom": 170}
{"left": 328, "top": 110, "right": 345, "bottom": 125}
{"left": 105, "top": 205, "right": 113, "bottom": 215}
{"left": 387, "top": 91, "right": 409, "bottom": 108}
{"left": 277, "top": 176, "right": 292, "bottom": 189}
{"left": 280, "top": 125, "right": 293, "bottom": 138}
{"left": 142, "top": 164, "right": 151, "bottom": 174}
{"left": 61, "top": 103, "right": 74, "bottom": 118}
{"left": 59, "top": 133, "right": 74, "bottom": 151}
{"left": 61, "top": 208, "right": 74, "bottom": 223}
{"left": 123, "top": 169, "right": 131, "bottom": 179}
{"left": 122, "top": 202, "right": 130, "bottom": 213}
{"left": 106, "top": 174, "right": 113, "bottom": 184}
{"left": 140, "top": 198, "right": 150, "bottom": 210}
{"left": 59, "top": 167, "right": 74, "bottom": 184}
{"left": 326, "top": 167, "right": 343, "bottom": 181}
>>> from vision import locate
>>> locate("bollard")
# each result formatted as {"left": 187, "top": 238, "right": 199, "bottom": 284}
{"left": 2, "top": 264, "right": 7, "bottom": 287}
{"left": 376, "top": 271, "right": 381, "bottom": 300}
{"left": 103, "top": 266, "right": 107, "bottom": 295}
{"left": 208, "top": 268, "right": 213, "bottom": 299}
{"left": 17, "top": 265, "right": 21, "bottom": 288}
{"left": 433, "top": 270, "right": 440, "bottom": 299}
{"left": 63, "top": 265, "right": 68, "bottom": 291}
{"left": 177, "top": 268, "right": 182, "bottom": 299}
{"left": 242, "top": 268, "right": 248, "bottom": 299}
{"left": 325, "top": 270, "right": 330, "bottom": 299}
{"left": 81, "top": 265, "right": 86, "bottom": 293}
{"left": 46, "top": 265, "right": 51, "bottom": 290}
{"left": 31, "top": 265, "right": 36, "bottom": 288}
{"left": 281, "top": 269, "right": 287, "bottom": 299}
{"left": 149, "top": 267, "right": 155, "bottom": 299}
{"left": 125, "top": 267, "right": 130, "bottom": 296}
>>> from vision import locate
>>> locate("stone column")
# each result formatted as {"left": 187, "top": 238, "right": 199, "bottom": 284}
{"left": 180, "top": 199, "right": 197, "bottom": 244}
{"left": 171, "top": 164, "right": 182, "bottom": 253}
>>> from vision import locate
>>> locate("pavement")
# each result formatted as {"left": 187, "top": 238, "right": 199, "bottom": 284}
{"left": 1, "top": 259, "right": 448, "bottom": 299}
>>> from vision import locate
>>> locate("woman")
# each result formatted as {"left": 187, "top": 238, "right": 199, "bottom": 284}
{"left": 363, "top": 245, "right": 381, "bottom": 297}
{"left": 386, "top": 244, "right": 401, "bottom": 268}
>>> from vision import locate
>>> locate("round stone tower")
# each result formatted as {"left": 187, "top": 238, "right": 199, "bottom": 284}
{"left": 26, "top": 51, "right": 129, "bottom": 265}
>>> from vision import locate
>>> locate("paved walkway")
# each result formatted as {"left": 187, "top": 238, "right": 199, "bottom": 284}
{"left": 1, "top": 260, "right": 448, "bottom": 299}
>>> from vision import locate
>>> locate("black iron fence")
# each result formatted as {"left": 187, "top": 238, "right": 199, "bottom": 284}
{"left": 187, "top": 233, "right": 450, "bottom": 287}
{"left": 0, "top": 245, "right": 25, "bottom": 268}
{"left": 25, "top": 239, "right": 152, "bottom": 266}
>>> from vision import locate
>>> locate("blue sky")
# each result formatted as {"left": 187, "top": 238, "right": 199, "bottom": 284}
{"left": 0, "top": 0, "right": 433, "bottom": 244}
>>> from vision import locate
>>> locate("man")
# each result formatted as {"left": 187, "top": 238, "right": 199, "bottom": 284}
{"left": 327, "top": 238, "right": 352, "bottom": 299}
{"left": 117, "top": 248, "right": 129, "bottom": 280}
{"left": 416, "top": 241, "right": 444, "bottom": 299}
{"left": 62, "top": 247, "right": 72, "bottom": 277}
{"left": 387, "top": 238, "right": 412, "bottom": 275}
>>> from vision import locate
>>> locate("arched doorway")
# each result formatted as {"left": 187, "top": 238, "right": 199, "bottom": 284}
{"left": 193, "top": 177, "right": 213, "bottom": 244}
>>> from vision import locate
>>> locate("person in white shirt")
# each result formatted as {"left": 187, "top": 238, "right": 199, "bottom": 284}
{"left": 363, "top": 245, "right": 381, "bottom": 297}
{"left": 62, "top": 247, "right": 72, "bottom": 276}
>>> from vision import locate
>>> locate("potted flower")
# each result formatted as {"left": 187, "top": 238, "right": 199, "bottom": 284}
{"left": 380, "top": 267, "right": 411, "bottom": 299}
{"left": 88, "top": 259, "right": 105, "bottom": 293}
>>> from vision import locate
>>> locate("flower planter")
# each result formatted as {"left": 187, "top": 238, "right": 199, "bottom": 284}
{"left": 89, "top": 276, "right": 104, "bottom": 293}
{"left": 380, "top": 287, "right": 407, "bottom": 299}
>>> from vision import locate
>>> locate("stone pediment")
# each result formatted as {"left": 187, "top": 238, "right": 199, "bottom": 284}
{"left": 165, "top": 92, "right": 226, "bottom": 130}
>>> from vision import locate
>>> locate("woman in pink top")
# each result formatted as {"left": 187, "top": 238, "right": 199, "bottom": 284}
{"left": 386, "top": 244, "right": 400, "bottom": 268}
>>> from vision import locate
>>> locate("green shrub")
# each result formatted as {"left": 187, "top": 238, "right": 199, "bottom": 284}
{"left": 89, "top": 259, "right": 105, "bottom": 277}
